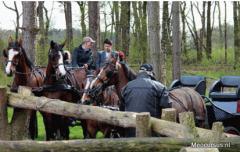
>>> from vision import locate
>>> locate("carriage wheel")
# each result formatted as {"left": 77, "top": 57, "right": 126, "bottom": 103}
{"left": 224, "top": 126, "right": 240, "bottom": 135}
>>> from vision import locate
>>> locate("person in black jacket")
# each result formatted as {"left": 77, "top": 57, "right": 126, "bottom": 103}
{"left": 121, "top": 63, "right": 170, "bottom": 137}
{"left": 72, "top": 36, "right": 95, "bottom": 69}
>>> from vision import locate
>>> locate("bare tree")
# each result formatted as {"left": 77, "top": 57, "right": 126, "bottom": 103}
{"left": 206, "top": 1, "right": 212, "bottom": 59}
{"left": 172, "top": 1, "right": 181, "bottom": 80}
{"left": 217, "top": 2, "right": 223, "bottom": 47}
{"left": 88, "top": 1, "right": 100, "bottom": 63}
{"left": 139, "top": 2, "right": 148, "bottom": 63}
{"left": 224, "top": 1, "right": 227, "bottom": 64}
{"left": 22, "top": 2, "right": 38, "bottom": 63}
{"left": 120, "top": 2, "right": 131, "bottom": 56}
{"left": 132, "top": 2, "right": 141, "bottom": 61}
{"left": 3, "top": 2, "right": 20, "bottom": 40}
{"left": 77, "top": 2, "right": 87, "bottom": 38}
{"left": 162, "top": 1, "right": 171, "bottom": 56}
{"left": 113, "top": 2, "right": 121, "bottom": 50}
{"left": 64, "top": 2, "right": 73, "bottom": 51}
{"left": 147, "top": 1, "right": 165, "bottom": 82}
{"left": 233, "top": 2, "right": 240, "bottom": 68}
{"left": 37, "top": 1, "right": 45, "bottom": 65}
{"left": 109, "top": 2, "right": 114, "bottom": 40}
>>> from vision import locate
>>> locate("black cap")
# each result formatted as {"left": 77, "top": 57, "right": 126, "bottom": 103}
{"left": 139, "top": 64, "right": 153, "bottom": 72}
{"left": 104, "top": 38, "right": 112, "bottom": 45}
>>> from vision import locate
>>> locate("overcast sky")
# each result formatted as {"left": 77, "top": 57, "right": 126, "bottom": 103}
{"left": 0, "top": 1, "right": 234, "bottom": 31}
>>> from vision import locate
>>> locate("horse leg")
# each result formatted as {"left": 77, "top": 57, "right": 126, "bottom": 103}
{"left": 41, "top": 112, "right": 55, "bottom": 140}
{"left": 59, "top": 117, "right": 70, "bottom": 140}
{"left": 29, "top": 110, "right": 38, "bottom": 139}
{"left": 83, "top": 120, "right": 98, "bottom": 138}
{"left": 80, "top": 119, "right": 89, "bottom": 139}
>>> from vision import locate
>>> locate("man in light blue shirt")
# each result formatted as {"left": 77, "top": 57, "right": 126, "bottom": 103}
{"left": 96, "top": 39, "right": 118, "bottom": 70}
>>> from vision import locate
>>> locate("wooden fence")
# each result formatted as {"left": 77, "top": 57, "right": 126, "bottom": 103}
{"left": 0, "top": 86, "right": 239, "bottom": 152}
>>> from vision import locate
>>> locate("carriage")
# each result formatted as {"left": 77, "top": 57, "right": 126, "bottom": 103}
{"left": 170, "top": 75, "right": 240, "bottom": 135}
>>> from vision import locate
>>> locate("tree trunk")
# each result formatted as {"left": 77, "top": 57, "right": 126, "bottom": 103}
{"left": 77, "top": 2, "right": 87, "bottom": 38}
{"left": 120, "top": 2, "right": 131, "bottom": 56}
{"left": 162, "top": 2, "right": 171, "bottom": 56}
{"left": 190, "top": 2, "right": 201, "bottom": 62}
{"left": 110, "top": 2, "right": 114, "bottom": 40}
{"left": 22, "top": 2, "right": 38, "bottom": 64}
{"left": 180, "top": 2, "right": 188, "bottom": 61}
{"left": 234, "top": 2, "right": 240, "bottom": 68}
{"left": 147, "top": 2, "right": 163, "bottom": 81}
{"left": 224, "top": 2, "right": 227, "bottom": 64}
{"left": 206, "top": 2, "right": 212, "bottom": 59}
{"left": 200, "top": 2, "right": 206, "bottom": 58}
{"left": 88, "top": 1, "right": 100, "bottom": 63}
{"left": 217, "top": 2, "right": 223, "bottom": 48}
{"left": 172, "top": 2, "right": 181, "bottom": 80}
{"left": 64, "top": 2, "right": 73, "bottom": 51}
{"left": 37, "top": 1, "right": 46, "bottom": 65}
{"left": 132, "top": 2, "right": 141, "bottom": 62}
{"left": 137, "top": 2, "right": 148, "bottom": 63}
{"left": 114, "top": 2, "right": 121, "bottom": 50}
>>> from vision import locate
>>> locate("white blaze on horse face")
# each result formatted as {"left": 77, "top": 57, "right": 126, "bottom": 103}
{"left": 81, "top": 77, "right": 92, "bottom": 103}
{"left": 58, "top": 51, "right": 66, "bottom": 76}
{"left": 5, "top": 49, "right": 19, "bottom": 74}
{"left": 90, "top": 69, "right": 103, "bottom": 89}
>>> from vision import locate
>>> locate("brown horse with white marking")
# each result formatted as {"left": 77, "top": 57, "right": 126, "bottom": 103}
{"left": 81, "top": 74, "right": 122, "bottom": 138}
{"left": 82, "top": 54, "right": 207, "bottom": 129}
{"left": 3, "top": 37, "right": 46, "bottom": 139}
{"left": 34, "top": 40, "right": 88, "bottom": 140}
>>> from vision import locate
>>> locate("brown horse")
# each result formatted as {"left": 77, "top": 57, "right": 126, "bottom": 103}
{"left": 84, "top": 55, "right": 207, "bottom": 128}
{"left": 36, "top": 40, "right": 88, "bottom": 140}
{"left": 3, "top": 37, "right": 46, "bottom": 139}
{"left": 81, "top": 74, "right": 122, "bottom": 138}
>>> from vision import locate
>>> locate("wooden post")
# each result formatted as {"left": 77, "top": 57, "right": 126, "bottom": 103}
{"left": 135, "top": 112, "right": 151, "bottom": 137}
{"left": 0, "top": 86, "right": 10, "bottom": 140}
{"left": 179, "top": 112, "right": 199, "bottom": 138}
{"left": 211, "top": 122, "right": 224, "bottom": 142}
{"left": 11, "top": 86, "right": 33, "bottom": 140}
{"left": 161, "top": 108, "right": 176, "bottom": 122}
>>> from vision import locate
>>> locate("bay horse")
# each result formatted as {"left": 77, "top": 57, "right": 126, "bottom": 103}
{"left": 35, "top": 40, "right": 88, "bottom": 140}
{"left": 3, "top": 37, "right": 46, "bottom": 139}
{"left": 83, "top": 54, "right": 207, "bottom": 130}
{"left": 81, "top": 74, "right": 123, "bottom": 138}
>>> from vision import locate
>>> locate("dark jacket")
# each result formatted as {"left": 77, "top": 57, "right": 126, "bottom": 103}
{"left": 121, "top": 72, "right": 169, "bottom": 137}
{"left": 121, "top": 72, "right": 169, "bottom": 118}
{"left": 72, "top": 45, "right": 95, "bottom": 69}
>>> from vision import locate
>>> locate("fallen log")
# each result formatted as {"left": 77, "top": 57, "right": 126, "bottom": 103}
{"left": 0, "top": 137, "right": 238, "bottom": 152}
{"left": 7, "top": 91, "right": 236, "bottom": 138}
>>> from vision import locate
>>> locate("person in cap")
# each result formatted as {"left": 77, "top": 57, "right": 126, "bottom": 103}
{"left": 121, "top": 64, "right": 170, "bottom": 137}
{"left": 72, "top": 36, "right": 96, "bottom": 69}
{"left": 96, "top": 38, "right": 118, "bottom": 70}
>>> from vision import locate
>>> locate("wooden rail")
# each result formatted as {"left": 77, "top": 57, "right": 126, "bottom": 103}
{"left": 0, "top": 137, "right": 238, "bottom": 152}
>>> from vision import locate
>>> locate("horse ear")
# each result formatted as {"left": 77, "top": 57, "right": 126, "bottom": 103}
{"left": 18, "top": 38, "right": 23, "bottom": 46}
{"left": 50, "top": 40, "right": 55, "bottom": 48}
{"left": 60, "top": 40, "right": 66, "bottom": 49}
{"left": 3, "top": 49, "right": 7, "bottom": 58}
{"left": 8, "top": 36, "right": 13, "bottom": 44}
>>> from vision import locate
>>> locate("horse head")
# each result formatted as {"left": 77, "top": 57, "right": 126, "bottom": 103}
{"left": 81, "top": 53, "right": 119, "bottom": 104}
{"left": 47, "top": 40, "right": 66, "bottom": 79}
{"left": 3, "top": 37, "right": 24, "bottom": 76}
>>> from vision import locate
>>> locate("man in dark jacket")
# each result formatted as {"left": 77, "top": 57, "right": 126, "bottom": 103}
{"left": 72, "top": 36, "right": 95, "bottom": 69}
{"left": 121, "top": 64, "right": 170, "bottom": 137}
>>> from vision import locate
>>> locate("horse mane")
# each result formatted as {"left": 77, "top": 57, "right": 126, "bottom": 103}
{"left": 120, "top": 62, "right": 136, "bottom": 81}
{"left": 21, "top": 47, "right": 34, "bottom": 69}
